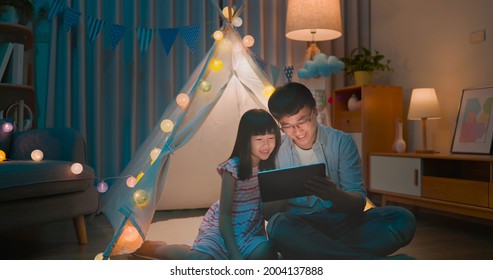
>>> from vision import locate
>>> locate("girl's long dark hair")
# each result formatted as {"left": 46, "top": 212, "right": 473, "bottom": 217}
{"left": 229, "top": 109, "right": 281, "bottom": 180}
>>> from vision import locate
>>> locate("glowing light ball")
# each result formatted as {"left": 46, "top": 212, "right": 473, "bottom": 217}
{"left": 176, "top": 93, "right": 190, "bottom": 108}
{"left": 222, "top": 6, "right": 232, "bottom": 19}
{"left": 218, "top": 38, "right": 232, "bottom": 52}
{"left": 1, "top": 122, "right": 13, "bottom": 133}
{"left": 136, "top": 171, "right": 144, "bottom": 183}
{"left": 263, "top": 85, "right": 276, "bottom": 98}
{"left": 160, "top": 119, "right": 174, "bottom": 133}
{"left": 71, "top": 163, "right": 83, "bottom": 174}
{"left": 210, "top": 58, "right": 223, "bottom": 71}
{"left": 150, "top": 148, "right": 161, "bottom": 161}
{"left": 232, "top": 17, "right": 243, "bottom": 27}
{"left": 243, "top": 35, "right": 255, "bottom": 48}
{"left": 31, "top": 149, "right": 44, "bottom": 161}
{"left": 123, "top": 226, "right": 140, "bottom": 242}
{"left": 97, "top": 181, "right": 109, "bottom": 193}
{"left": 133, "top": 189, "right": 149, "bottom": 207}
{"left": 0, "top": 150, "right": 5, "bottom": 163}
{"left": 213, "top": 30, "right": 224, "bottom": 41}
{"left": 199, "top": 80, "right": 212, "bottom": 92}
{"left": 126, "top": 176, "right": 137, "bottom": 188}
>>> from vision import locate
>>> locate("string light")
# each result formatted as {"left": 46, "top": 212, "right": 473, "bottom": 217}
{"left": 176, "top": 93, "right": 190, "bottom": 108}
{"left": 97, "top": 181, "right": 109, "bottom": 193}
{"left": 243, "top": 35, "right": 254, "bottom": 48}
{"left": 126, "top": 176, "right": 137, "bottom": 188}
{"left": 199, "top": 80, "right": 212, "bottom": 92}
{"left": 210, "top": 58, "right": 224, "bottom": 71}
{"left": 71, "top": 163, "right": 84, "bottom": 174}
{"left": 160, "top": 119, "right": 174, "bottom": 133}
{"left": 213, "top": 30, "right": 224, "bottom": 41}
{"left": 0, "top": 150, "right": 5, "bottom": 163}
{"left": 1, "top": 122, "right": 13, "bottom": 133}
{"left": 263, "top": 85, "right": 276, "bottom": 98}
{"left": 133, "top": 189, "right": 149, "bottom": 208}
{"left": 31, "top": 149, "right": 44, "bottom": 161}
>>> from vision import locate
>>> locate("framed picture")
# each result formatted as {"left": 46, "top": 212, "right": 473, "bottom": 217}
{"left": 451, "top": 86, "right": 493, "bottom": 154}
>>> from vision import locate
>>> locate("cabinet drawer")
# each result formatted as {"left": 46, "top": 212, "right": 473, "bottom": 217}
{"left": 422, "top": 176, "right": 489, "bottom": 207}
{"left": 370, "top": 156, "right": 421, "bottom": 196}
{"left": 333, "top": 111, "right": 361, "bottom": 132}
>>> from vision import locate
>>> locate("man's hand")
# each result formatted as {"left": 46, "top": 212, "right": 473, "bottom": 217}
{"left": 304, "top": 176, "right": 337, "bottom": 200}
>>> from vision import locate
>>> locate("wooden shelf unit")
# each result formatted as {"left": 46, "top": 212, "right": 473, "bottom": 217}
{"left": 370, "top": 152, "right": 493, "bottom": 220}
{"left": 332, "top": 85, "right": 403, "bottom": 188}
{"left": 0, "top": 23, "right": 35, "bottom": 128}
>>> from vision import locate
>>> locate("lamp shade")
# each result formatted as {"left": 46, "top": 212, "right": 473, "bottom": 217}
{"left": 408, "top": 88, "right": 441, "bottom": 120}
{"left": 285, "top": 0, "right": 342, "bottom": 41}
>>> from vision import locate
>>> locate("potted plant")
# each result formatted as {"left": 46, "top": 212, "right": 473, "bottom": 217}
{"left": 0, "top": 0, "right": 33, "bottom": 25}
{"left": 341, "top": 47, "right": 393, "bottom": 85}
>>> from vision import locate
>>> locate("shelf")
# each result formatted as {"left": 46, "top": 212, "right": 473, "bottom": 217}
{"left": 0, "top": 23, "right": 33, "bottom": 50}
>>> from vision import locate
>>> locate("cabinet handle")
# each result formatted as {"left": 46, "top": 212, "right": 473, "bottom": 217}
{"left": 413, "top": 169, "right": 419, "bottom": 186}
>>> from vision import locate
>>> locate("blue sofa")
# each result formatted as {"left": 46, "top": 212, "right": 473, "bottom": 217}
{"left": 0, "top": 124, "right": 99, "bottom": 244}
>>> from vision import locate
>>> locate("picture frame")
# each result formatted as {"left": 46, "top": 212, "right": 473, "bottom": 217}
{"left": 451, "top": 86, "right": 493, "bottom": 154}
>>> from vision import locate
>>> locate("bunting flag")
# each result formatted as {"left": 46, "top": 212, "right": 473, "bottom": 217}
{"left": 179, "top": 24, "right": 201, "bottom": 53}
{"left": 63, "top": 8, "right": 82, "bottom": 32}
{"left": 158, "top": 28, "right": 179, "bottom": 55}
{"left": 87, "top": 17, "right": 105, "bottom": 43}
{"left": 253, "top": 53, "right": 269, "bottom": 71}
{"left": 284, "top": 66, "right": 294, "bottom": 82}
{"left": 136, "top": 28, "right": 155, "bottom": 53}
{"left": 48, "top": 0, "right": 66, "bottom": 20}
{"left": 109, "top": 23, "right": 127, "bottom": 49}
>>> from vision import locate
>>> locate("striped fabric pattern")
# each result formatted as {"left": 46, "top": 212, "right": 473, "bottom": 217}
{"left": 191, "top": 157, "right": 267, "bottom": 259}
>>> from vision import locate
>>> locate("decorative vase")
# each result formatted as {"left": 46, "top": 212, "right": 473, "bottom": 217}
{"left": 347, "top": 94, "right": 362, "bottom": 111}
{"left": 0, "top": 5, "right": 19, "bottom": 24}
{"left": 392, "top": 121, "right": 406, "bottom": 153}
{"left": 354, "top": 71, "right": 372, "bottom": 85}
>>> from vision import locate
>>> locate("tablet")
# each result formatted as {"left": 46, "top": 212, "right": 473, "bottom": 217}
{"left": 258, "top": 163, "right": 326, "bottom": 202}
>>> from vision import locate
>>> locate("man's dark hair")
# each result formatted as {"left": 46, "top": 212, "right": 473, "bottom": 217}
{"left": 268, "top": 82, "right": 316, "bottom": 120}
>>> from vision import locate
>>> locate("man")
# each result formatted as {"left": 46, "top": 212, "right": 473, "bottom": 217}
{"left": 264, "top": 82, "right": 416, "bottom": 259}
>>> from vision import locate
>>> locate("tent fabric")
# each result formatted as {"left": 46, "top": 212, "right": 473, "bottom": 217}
{"left": 99, "top": 23, "right": 273, "bottom": 258}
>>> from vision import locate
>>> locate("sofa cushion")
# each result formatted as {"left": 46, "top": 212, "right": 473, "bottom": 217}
{"left": 0, "top": 160, "right": 95, "bottom": 202}
{"left": 0, "top": 118, "right": 14, "bottom": 156}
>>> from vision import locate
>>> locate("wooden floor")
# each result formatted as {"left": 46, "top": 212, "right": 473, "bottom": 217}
{"left": 1, "top": 207, "right": 493, "bottom": 260}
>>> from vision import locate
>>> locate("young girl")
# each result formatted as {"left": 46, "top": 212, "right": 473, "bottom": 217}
{"left": 135, "top": 108, "right": 280, "bottom": 260}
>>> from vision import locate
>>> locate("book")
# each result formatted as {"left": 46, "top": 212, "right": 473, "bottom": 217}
{"left": 0, "top": 43, "right": 14, "bottom": 81}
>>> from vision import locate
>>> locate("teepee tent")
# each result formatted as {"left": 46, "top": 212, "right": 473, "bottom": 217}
{"left": 99, "top": 5, "right": 276, "bottom": 258}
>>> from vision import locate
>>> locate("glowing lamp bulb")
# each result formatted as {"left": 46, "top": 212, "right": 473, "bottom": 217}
{"left": 222, "top": 7, "right": 232, "bottom": 18}
{"left": 160, "top": 119, "right": 174, "bottom": 133}
{"left": 122, "top": 226, "right": 139, "bottom": 242}
{"left": 213, "top": 30, "right": 224, "bottom": 41}
{"left": 263, "top": 85, "right": 276, "bottom": 98}
{"left": 1, "top": 122, "right": 13, "bottom": 133}
{"left": 176, "top": 93, "right": 190, "bottom": 108}
{"left": 0, "top": 150, "right": 5, "bottom": 163}
{"left": 97, "top": 181, "right": 109, "bottom": 193}
{"left": 150, "top": 148, "right": 161, "bottom": 161}
{"left": 243, "top": 35, "right": 254, "bottom": 48}
{"left": 232, "top": 17, "right": 243, "bottom": 27}
{"left": 199, "top": 80, "right": 212, "bottom": 92}
{"left": 210, "top": 58, "right": 223, "bottom": 71}
{"left": 31, "top": 149, "right": 44, "bottom": 161}
{"left": 133, "top": 189, "right": 149, "bottom": 208}
{"left": 126, "top": 176, "right": 137, "bottom": 188}
{"left": 71, "top": 163, "right": 83, "bottom": 174}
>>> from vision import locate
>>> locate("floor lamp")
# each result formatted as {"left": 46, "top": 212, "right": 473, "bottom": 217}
{"left": 407, "top": 88, "right": 441, "bottom": 153}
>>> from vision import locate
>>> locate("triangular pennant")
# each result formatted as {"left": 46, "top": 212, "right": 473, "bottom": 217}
{"left": 270, "top": 65, "right": 281, "bottom": 86}
{"left": 109, "top": 23, "right": 127, "bottom": 49}
{"left": 63, "top": 8, "right": 81, "bottom": 32}
{"left": 48, "top": 0, "right": 66, "bottom": 20}
{"left": 87, "top": 16, "right": 105, "bottom": 43}
{"left": 136, "top": 27, "right": 155, "bottom": 53}
{"left": 253, "top": 52, "right": 268, "bottom": 71}
{"left": 179, "top": 24, "right": 200, "bottom": 53}
{"left": 158, "top": 28, "right": 179, "bottom": 55}
{"left": 284, "top": 66, "right": 294, "bottom": 82}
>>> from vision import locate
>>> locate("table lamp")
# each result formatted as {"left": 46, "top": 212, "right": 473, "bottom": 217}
{"left": 285, "top": 0, "right": 342, "bottom": 60}
{"left": 407, "top": 88, "right": 441, "bottom": 153}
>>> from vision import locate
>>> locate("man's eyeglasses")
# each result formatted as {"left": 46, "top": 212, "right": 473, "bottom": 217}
{"left": 280, "top": 109, "right": 315, "bottom": 133}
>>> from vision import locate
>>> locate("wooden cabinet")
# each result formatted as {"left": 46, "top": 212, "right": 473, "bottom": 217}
{"left": 332, "top": 85, "right": 403, "bottom": 188}
{"left": 370, "top": 152, "right": 493, "bottom": 220}
{"left": 0, "top": 23, "right": 35, "bottom": 129}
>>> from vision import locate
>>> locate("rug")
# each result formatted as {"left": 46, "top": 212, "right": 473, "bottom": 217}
{"left": 145, "top": 216, "right": 203, "bottom": 246}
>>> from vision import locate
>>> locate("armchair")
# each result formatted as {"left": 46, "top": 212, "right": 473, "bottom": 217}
{"left": 0, "top": 125, "right": 99, "bottom": 244}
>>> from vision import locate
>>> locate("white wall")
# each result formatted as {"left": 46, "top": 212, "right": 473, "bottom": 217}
{"left": 371, "top": 0, "right": 493, "bottom": 153}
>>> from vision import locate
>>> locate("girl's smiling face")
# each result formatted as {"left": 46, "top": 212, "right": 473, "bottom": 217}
{"left": 250, "top": 134, "right": 276, "bottom": 166}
